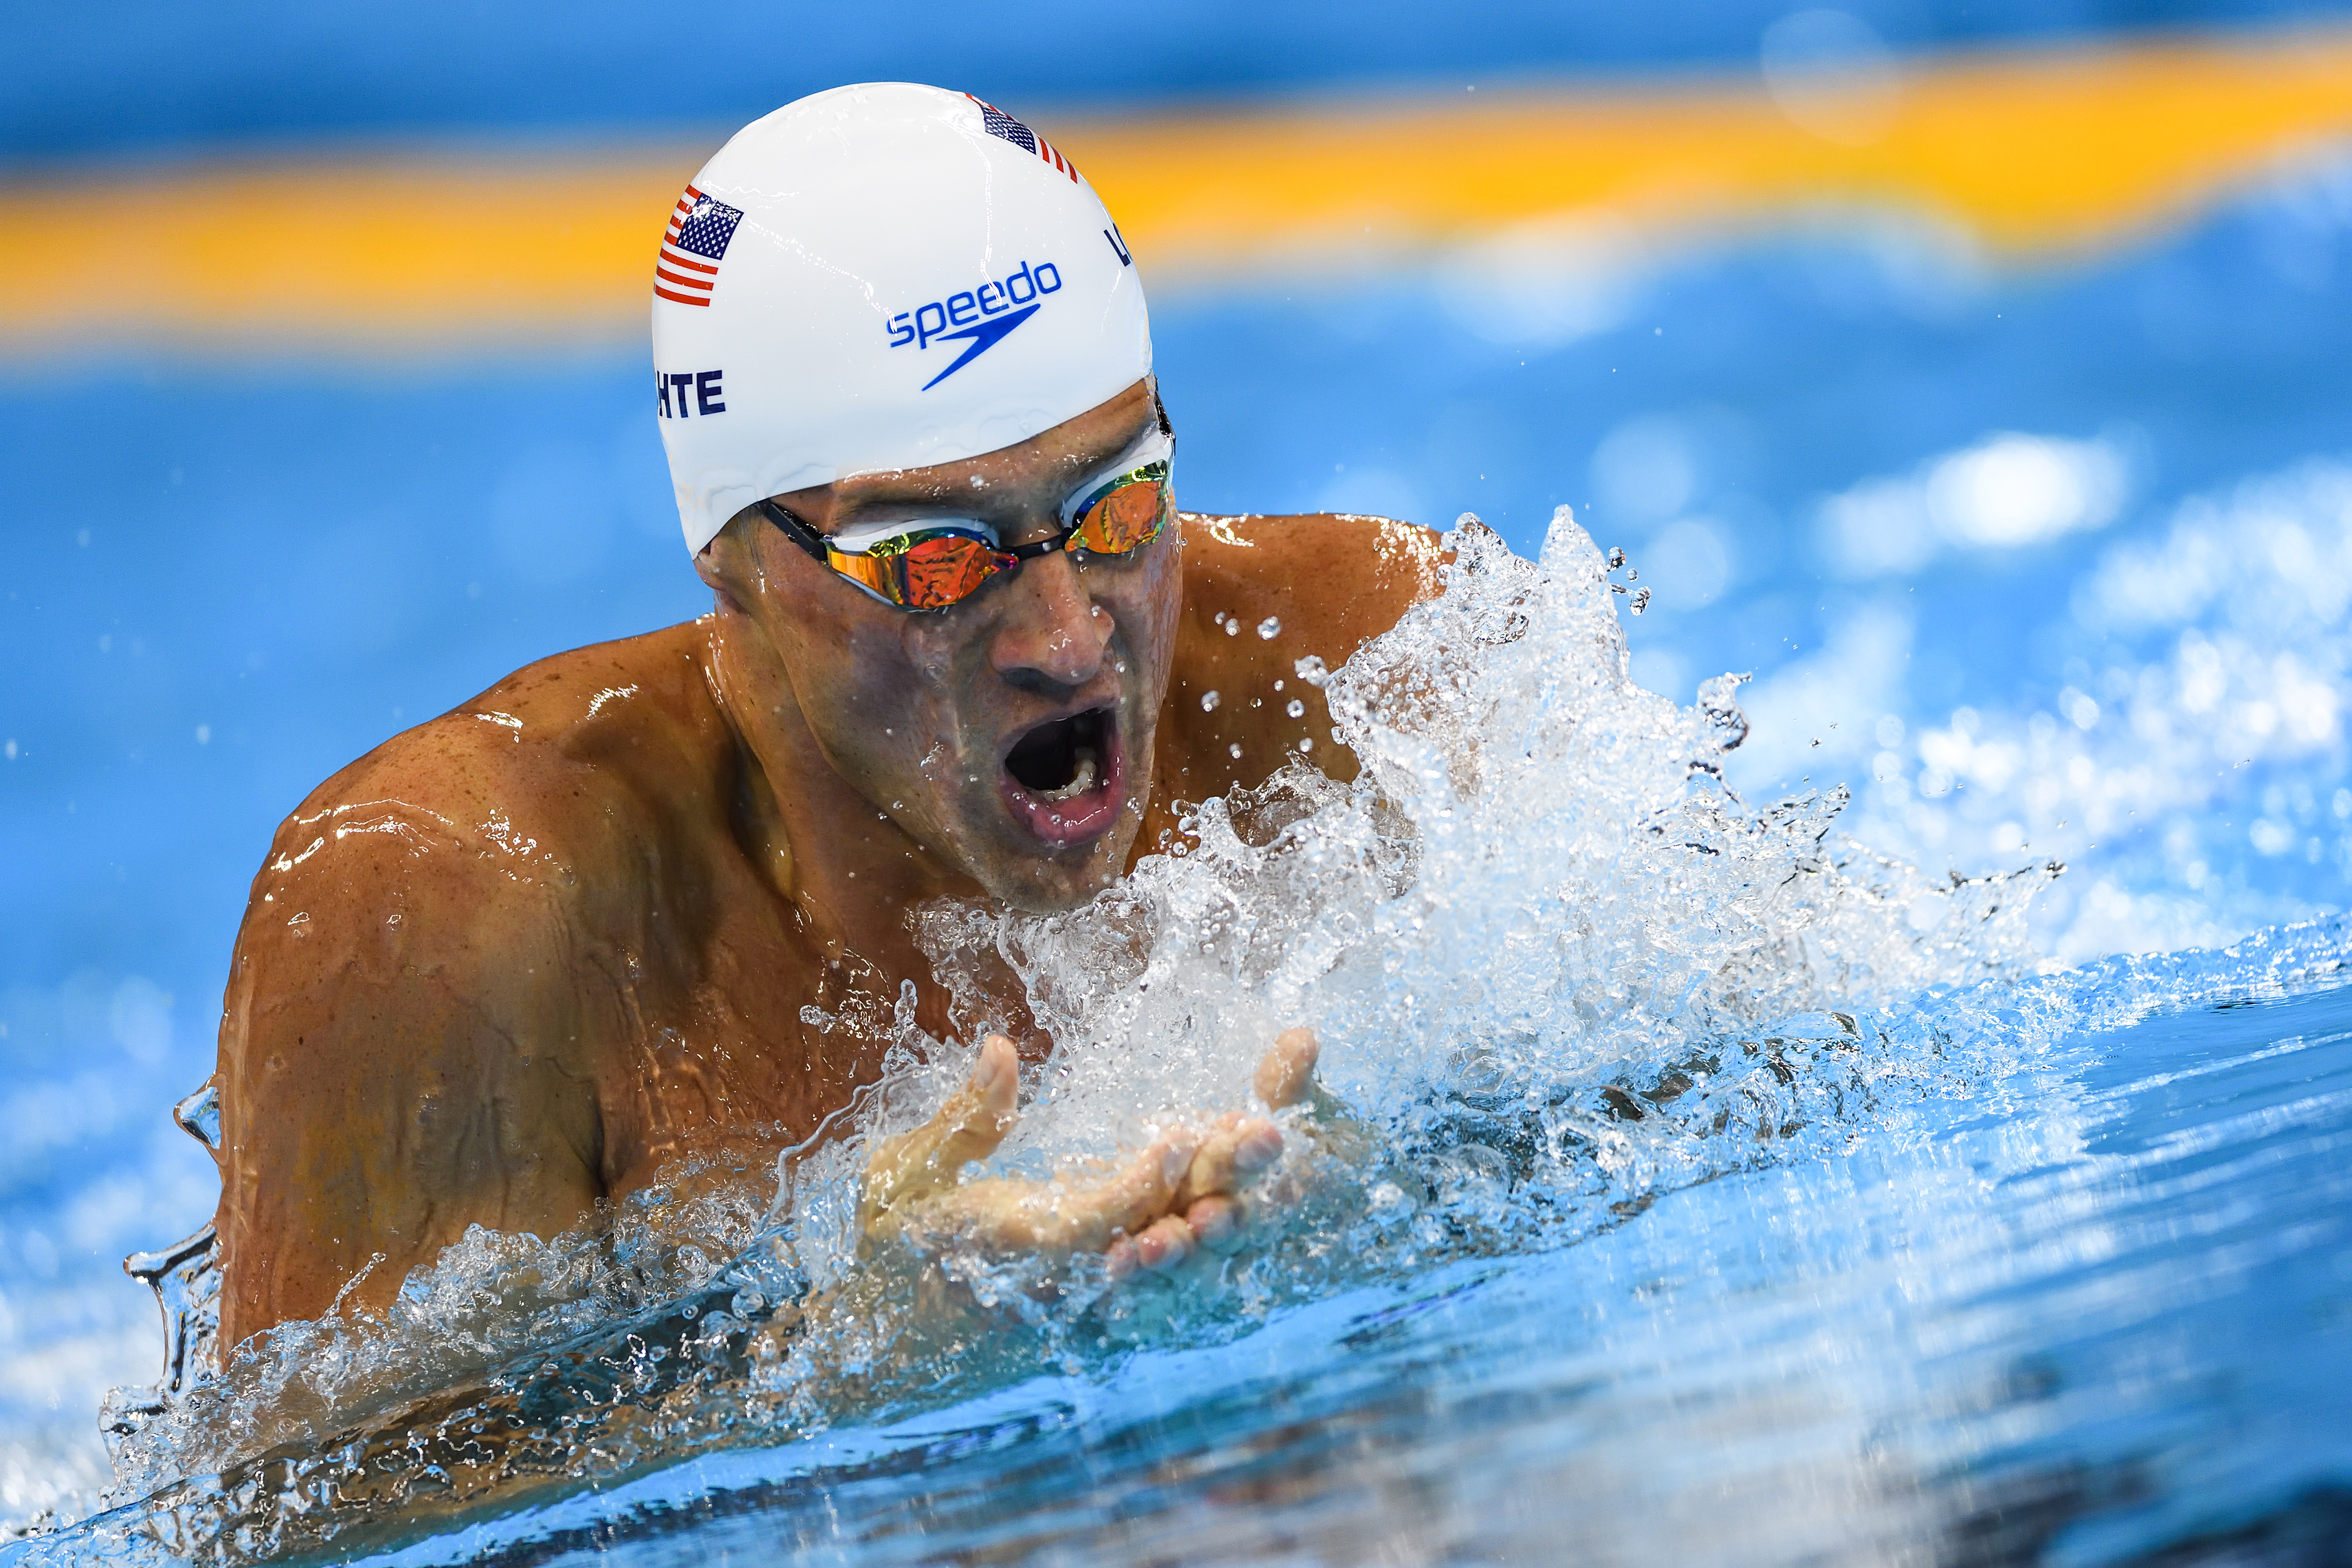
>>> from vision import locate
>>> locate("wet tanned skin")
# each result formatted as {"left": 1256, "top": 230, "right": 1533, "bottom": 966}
{"left": 210, "top": 378, "right": 1445, "bottom": 1347}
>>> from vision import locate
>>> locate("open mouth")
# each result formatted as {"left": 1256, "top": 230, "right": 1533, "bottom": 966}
{"left": 1006, "top": 707, "right": 1106, "bottom": 798}
{"left": 999, "top": 707, "right": 1124, "bottom": 847}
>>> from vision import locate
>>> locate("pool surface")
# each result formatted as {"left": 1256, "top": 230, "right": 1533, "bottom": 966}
{"left": 5, "top": 36, "right": 2352, "bottom": 1561}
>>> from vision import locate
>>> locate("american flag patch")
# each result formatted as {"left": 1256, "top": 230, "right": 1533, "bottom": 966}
{"left": 967, "top": 95, "right": 1082, "bottom": 184}
{"left": 655, "top": 185, "right": 745, "bottom": 307}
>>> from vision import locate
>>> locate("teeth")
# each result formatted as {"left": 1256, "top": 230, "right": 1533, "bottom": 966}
{"left": 1038, "top": 749, "right": 1100, "bottom": 802}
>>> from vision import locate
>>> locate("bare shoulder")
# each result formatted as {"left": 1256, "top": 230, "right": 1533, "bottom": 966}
{"left": 224, "top": 616, "right": 746, "bottom": 1090}
{"left": 250, "top": 620, "right": 731, "bottom": 907}
{"left": 1178, "top": 511, "right": 1446, "bottom": 658}
{"left": 1138, "top": 514, "right": 1446, "bottom": 849}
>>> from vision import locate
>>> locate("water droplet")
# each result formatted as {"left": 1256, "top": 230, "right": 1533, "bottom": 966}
{"left": 1201, "top": 691, "right": 1221, "bottom": 711}
{"left": 172, "top": 1082, "right": 223, "bottom": 1151}
{"left": 1630, "top": 588, "right": 1651, "bottom": 614}
{"left": 1257, "top": 617, "right": 1281, "bottom": 640}
{"left": 1607, "top": 547, "right": 1625, "bottom": 569}
{"left": 1287, "top": 699, "right": 1306, "bottom": 718}
{"left": 1625, "top": 568, "right": 1638, "bottom": 582}
{"left": 1224, "top": 619, "right": 1240, "bottom": 637}
{"left": 1229, "top": 743, "right": 1243, "bottom": 759}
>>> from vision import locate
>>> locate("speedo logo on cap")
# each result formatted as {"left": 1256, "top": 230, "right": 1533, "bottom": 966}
{"left": 885, "top": 260, "right": 1063, "bottom": 390}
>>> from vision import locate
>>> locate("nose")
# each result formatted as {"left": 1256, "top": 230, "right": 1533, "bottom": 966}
{"left": 989, "top": 550, "right": 1112, "bottom": 692}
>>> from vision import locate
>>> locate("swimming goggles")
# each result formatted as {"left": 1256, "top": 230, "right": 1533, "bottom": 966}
{"left": 759, "top": 423, "right": 1173, "bottom": 612}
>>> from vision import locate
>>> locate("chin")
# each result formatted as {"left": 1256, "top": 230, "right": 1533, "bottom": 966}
{"left": 983, "top": 857, "right": 1126, "bottom": 914}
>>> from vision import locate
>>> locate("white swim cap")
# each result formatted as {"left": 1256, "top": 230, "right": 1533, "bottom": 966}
{"left": 651, "top": 83, "right": 1154, "bottom": 555}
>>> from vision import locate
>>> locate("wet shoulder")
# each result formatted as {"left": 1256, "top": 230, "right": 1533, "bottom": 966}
{"left": 1178, "top": 512, "right": 1445, "bottom": 664}
{"left": 255, "top": 619, "right": 735, "bottom": 910}
{"left": 1140, "top": 514, "right": 1444, "bottom": 850}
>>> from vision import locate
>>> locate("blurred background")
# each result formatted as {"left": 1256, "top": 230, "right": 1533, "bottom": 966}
{"left": 5, "top": 0, "right": 2351, "bottom": 1528}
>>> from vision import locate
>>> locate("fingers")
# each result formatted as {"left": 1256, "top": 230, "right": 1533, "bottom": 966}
{"left": 950, "top": 1130, "right": 1198, "bottom": 1257}
{"left": 1186, "top": 1194, "right": 1247, "bottom": 1254}
{"left": 1081, "top": 1135, "right": 1200, "bottom": 1250}
{"left": 863, "top": 1035, "right": 1019, "bottom": 1215}
{"left": 1255, "top": 1026, "right": 1321, "bottom": 1109}
{"left": 1173, "top": 1116, "right": 1284, "bottom": 1209}
{"left": 1133, "top": 1215, "right": 1197, "bottom": 1271}
{"left": 1106, "top": 1214, "right": 1198, "bottom": 1279}
{"left": 928, "top": 1035, "right": 1021, "bottom": 1174}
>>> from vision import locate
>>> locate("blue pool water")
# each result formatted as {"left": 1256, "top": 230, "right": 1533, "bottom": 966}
{"left": 371, "top": 960, "right": 2352, "bottom": 1565}
{"left": 4, "top": 134, "right": 2351, "bottom": 1561}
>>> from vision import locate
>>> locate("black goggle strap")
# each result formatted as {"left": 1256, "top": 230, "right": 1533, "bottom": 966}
{"left": 759, "top": 497, "right": 832, "bottom": 564}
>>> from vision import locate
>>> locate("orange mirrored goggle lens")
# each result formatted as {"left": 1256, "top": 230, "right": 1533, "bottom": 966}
{"left": 828, "top": 529, "right": 1015, "bottom": 611}
{"left": 1066, "top": 462, "right": 1172, "bottom": 555}
{"left": 824, "top": 462, "right": 1172, "bottom": 610}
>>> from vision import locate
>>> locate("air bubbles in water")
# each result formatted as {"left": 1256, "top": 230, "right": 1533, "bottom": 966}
{"left": 1287, "top": 699, "right": 1306, "bottom": 718}
{"left": 1201, "top": 690, "right": 1221, "bottom": 712}
{"left": 1258, "top": 617, "right": 1282, "bottom": 640}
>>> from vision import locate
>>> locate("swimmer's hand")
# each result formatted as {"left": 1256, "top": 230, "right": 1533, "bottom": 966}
{"left": 856, "top": 1028, "right": 1322, "bottom": 1282}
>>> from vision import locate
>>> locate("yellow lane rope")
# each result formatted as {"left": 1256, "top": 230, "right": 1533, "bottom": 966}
{"left": 4, "top": 28, "right": 2348, "bottom": 351}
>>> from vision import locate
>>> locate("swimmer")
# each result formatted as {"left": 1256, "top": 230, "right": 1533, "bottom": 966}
{"left": 207, "top": 85, "right": 1444, "bottom": 1347}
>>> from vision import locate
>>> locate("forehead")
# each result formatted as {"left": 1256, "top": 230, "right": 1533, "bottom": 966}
{"left": 809, "top": 384, "right": 1161, "bottom": 520}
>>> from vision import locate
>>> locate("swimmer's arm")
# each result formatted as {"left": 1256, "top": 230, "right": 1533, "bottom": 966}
{"left": 211, "top": 811, "right": 606, "bottom": 1349}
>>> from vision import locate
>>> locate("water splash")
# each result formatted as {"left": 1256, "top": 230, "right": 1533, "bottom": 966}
{"left": 57, "top": 511, "right": 2284, "bottom": 1563}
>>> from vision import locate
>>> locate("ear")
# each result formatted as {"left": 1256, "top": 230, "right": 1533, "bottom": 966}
{"left": 693, "top": 537, "right": 728, "bottom": 594}
{"left": 693, "top": 506, "right": 760, "bottom": 609}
